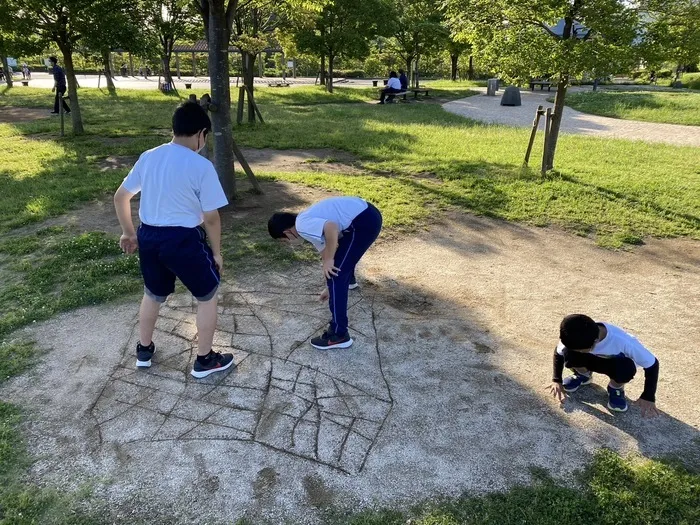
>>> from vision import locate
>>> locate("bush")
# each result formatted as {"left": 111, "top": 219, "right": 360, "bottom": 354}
{"left": 680, "top": 72, "right": 700, "bottom": 90}
{"left": 333, "top": 69, "right": 365, "bottom": 78}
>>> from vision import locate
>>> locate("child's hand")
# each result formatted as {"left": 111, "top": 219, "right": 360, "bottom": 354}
{"left": 546, "top": 382, "right": 565, "bottom": 402}
{"left": 213, "top": 254, "right": 223, "bottom": 274}
{"left": 119, "top": 234, "right": 138, "bottom": 254}
{"left": 319, "top": 288, "right": 329, "bottom": 302}
{"left": 322, "top": 258, "right": 340, "bottom": 279}
{"left": 633, "top": 398, "right": 660, "bottom": 418}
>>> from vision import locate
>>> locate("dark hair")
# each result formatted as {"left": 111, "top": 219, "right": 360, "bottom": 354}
{"left": 560, "top": 314, "right": 599, "bottom": 350}
{"left": 268, "top": 212, "right": 298, "bottom": 239}
{"left": 399, "top": 69, "right": 405, "bottom": 74}
{"left": 172, "top": 101, "right": 212, "bottom": 137}
{"left": 389, "top": 71, "right": 398, "bottom": 78}
{"left": 49, "top": 56, "right": 58, "bottom": 65}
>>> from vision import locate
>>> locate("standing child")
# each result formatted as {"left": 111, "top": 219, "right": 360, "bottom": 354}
{"left": 114, "top": 102, "right": 234, "bottom": 378}
{"left": 267, "top": 196, "right": 383, "bottom": 350}
{"left": 547, "top": 314, "right": 660, "bottom": 416}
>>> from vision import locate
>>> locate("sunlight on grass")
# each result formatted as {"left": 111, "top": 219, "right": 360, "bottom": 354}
{"left": 565, "top": 91, "right": 700, "bottom": 126}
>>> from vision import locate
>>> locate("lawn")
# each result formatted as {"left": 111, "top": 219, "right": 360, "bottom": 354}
{"left": 0, "top": 82, "right": 699, "bottom": 523}
{"left": 564, "top": 90, "right": 700, "bottom": 126}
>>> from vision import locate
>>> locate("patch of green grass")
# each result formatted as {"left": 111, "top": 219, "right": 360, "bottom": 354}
{"left": 564, "top": 91, "right": 700, "bottom": 126}
{"left": 330, "top": 450, "right": 700, "bottom": 525}
{"left": 0, "top": 230, "right": 141, "bottom": 339}
{"left": 0, "top": 340, "right": 37, "bottom": 385}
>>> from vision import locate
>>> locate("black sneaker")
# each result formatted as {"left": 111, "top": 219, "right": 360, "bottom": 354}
{"left": 191, "top": 350, "right": 235, "bottom": 378}
{"left": 136, "top": 342, "right": 155, "bottom": 368}
{"left": 310, "top": 331, "right": 354, "bottom": 350}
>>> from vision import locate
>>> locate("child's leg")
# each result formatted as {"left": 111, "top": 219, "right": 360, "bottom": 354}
{"left": 196, "top": 295, "right": 218, "bottom": 357}
{"left": 139, "top": 294, "right": 161, "bottom": 345}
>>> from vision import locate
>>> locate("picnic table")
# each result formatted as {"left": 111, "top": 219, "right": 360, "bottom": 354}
{"left": 268, "top": 82, "right": 290, "bottom": 88}
{"left": 529, "top": 80, "right": 553, "bottom": 91}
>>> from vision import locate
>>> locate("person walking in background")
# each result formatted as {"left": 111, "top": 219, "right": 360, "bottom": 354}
{"left": 49, "top": 56, "right": 70, "bottom": 115}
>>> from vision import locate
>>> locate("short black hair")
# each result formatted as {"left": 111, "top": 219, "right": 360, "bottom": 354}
{"left": 399, "top": 69, "right": 405, "bottom": 74}
{"left": 172, "top": 101, "right": 212, "bottom": 137}
{"left": 389, "top": 71, "right": 398, "bottom": 78}
{"left": 560, "top": 314, "right": 599, "bottom": 350}
{"left": 49, "top": 56, "right": 58, "bottom": 65}
{"left": 268, "top": 212, "right": 298, "bottom": 239}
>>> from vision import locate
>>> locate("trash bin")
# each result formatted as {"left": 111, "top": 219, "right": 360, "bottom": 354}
{"left": 487, "top": 78, "right": 499, "bottom": 96}
{"left": 372, "top": 80, "right": 378, "bottom": 87}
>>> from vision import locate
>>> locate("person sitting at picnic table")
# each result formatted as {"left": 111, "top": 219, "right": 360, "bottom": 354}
{"left": 379, "top": 71, "right": 402, "bottom": 104}
{"left": 399, "top": 69, "right": 409, "bottom": 90}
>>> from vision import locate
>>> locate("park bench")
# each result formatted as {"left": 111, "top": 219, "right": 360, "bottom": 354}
{"left": 529, "top": 80, "right": 553, "bottom": 91}
{"left": 21, "top": 81, "right": 29, "bottom": 86}
{"left": 381, "top": 87, "right": 429, "bottom": 103}
{"left": 267, "top": 82, "right": 290, "bottom": 87}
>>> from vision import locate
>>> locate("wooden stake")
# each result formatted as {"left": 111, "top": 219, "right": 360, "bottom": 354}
{"left": 244, "top": 85, "right": 264, "bottom": 124}
{"left": 524, "top": 105, "right": 543, "bottom": 166}
{"left": 541, "top": 108, "right": 552, "bottom": 175}
{"left": 237, "top": 86, "right": 245, "bottom": 125}
{"left": 231, "top": 138, "right": 262, "bottom": 194}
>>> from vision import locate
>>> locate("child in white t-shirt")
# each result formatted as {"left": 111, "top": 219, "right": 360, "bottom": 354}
{"left": 114, "top": 102, "right": 234, "bottom": 379}
{"left": 547, "top": 314, "right": 660, "bottom": 416}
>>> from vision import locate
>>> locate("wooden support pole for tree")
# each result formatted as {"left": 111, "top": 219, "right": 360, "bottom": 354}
{"left": 524, "top": 105, "right": 544, "bottom": 166}
{"left": 59, "top": 92, "right": 65, "bottom": 137}
{"left": 541, "top": 108, "right": 552, "bottom": 175}
{"left": 237, "top": 86, "right": 245, "bottom": 124}
{"left": 231, "top": 139, "right": 262, "bottom": 194}
{"left": 244, "top": 85, "right": 264, "bottom": 124}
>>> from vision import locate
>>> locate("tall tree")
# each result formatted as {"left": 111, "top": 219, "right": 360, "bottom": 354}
{"left": 447, "top": 0, "right": 641, "bottom": 170}
{"left": 293, "top": 0, "right": 394, "bottom": 92}
{"left": 194, "top": 0, "right": 238, "bottom": 198}
{"left": 389, "top": 0, "right": 445, "bottom": 87}
{"left": 0, "top": 17, "right": 44, "bottom": 87}
{"left": 640, "top": 0, "right": 700, "bottom": 82}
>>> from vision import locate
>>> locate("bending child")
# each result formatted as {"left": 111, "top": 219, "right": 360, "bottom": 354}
{"left": 547, "top": 314, "right": 660, "bottom": 417}
{"left": 268, "top": 196, "right": 383, "bottom": 350}
{"left": 114, "top": 102, "right": 234, "bottom": 379}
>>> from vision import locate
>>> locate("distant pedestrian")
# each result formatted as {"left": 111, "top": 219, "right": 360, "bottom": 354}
{"left": 48, "top": 56, "right": 70, "bottom": 115}
{"left": 399, "top": 69, "right": 408, "bottom": 90}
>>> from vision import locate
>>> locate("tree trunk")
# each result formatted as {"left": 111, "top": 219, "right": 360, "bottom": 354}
{"left": 207, "top": 0, "right": 236, "bottom": 199}
{"left": 327, "top": 54, "right": 334, "bottom": 93}
{"left": 101, "top": 50, "right": 116, "bottom": 92}
{"left": 405, "top": 57, "right": 412, "bottom": 87}
{"left": 468, "top": 55, "right": 474, "bottom": 80}
{"left": 320, "top": 54, "right": 326, "bottom": 86}
{"left": 242, "top": 51, "right": 256, "bottom": 123}
{"left": 543, "top": 76, "right": 568, "bottom": 171}
{"left": 450, "top": 54, "right": 458, "bottom": 81}
{"left": 1, "top": 55, "right": 12, "bottom": 87}
{"left": 161, "top": 53, "right": 174, "bottom": 87}
{"left": 59, "top": 45, "right": 84, "bottom": 134}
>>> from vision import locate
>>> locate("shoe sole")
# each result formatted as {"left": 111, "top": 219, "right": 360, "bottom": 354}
{"left": 190, "top": 359, "right": 235, "bottom": 378}
{"left": 311, "top": 338, "right": 354, "bottom": 350}
{"left": 562, "top": 377, "right": 593, "bottom": 393}
{"left": 349, "top": 283, "right": 359, "bottom": 290}
{"left": 607, "top": 401, "right": 629, "bottom": 413}
{"left": 136, "top": 359, "right": 152, "bottom": 368}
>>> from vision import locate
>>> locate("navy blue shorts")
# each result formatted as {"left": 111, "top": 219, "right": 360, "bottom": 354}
{"left": 137, "top": 224, "right": 220, "bottom": 303}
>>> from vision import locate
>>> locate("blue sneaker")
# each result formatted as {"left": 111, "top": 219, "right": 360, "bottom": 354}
{"left": 607, "top": 386, "right": 628, "bottom": 412}
{"left": 562, "top": 372, "right": 592, "bottom": 392}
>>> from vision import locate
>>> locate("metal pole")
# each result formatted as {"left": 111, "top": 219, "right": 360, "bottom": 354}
{"left": 59, "top": 91, "right": 65, "bottom": 137}
{"left": 524, "top": 105, "right": 544, "bottom": 166}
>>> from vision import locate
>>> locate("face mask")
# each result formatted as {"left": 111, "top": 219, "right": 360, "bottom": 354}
{"left": 196, "top": 131, "right": 207, "bottom": 154}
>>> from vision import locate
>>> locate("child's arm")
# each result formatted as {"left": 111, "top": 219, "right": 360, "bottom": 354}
{"left": 635, "top": 358, "right": 660, "bottom": 418}
{"left": 202, "top": 210, "right": 222, "bottom": 271}
{"left": 114, "top": 185, "right": 137, "bottom": 254}
{"left": 320, "top": 221, "right": 340, "bottom": 279}
{"left": 547, "top": 346, "right": 566, "bottom": 402}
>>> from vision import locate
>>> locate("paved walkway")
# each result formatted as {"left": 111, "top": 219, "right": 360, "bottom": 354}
{"left": 443, "top": 89, "right": 700, "bottom": 147}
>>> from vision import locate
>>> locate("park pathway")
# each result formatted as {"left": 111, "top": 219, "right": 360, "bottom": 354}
{"left": 443, "top": 89, "right": 700, "bottom": 147}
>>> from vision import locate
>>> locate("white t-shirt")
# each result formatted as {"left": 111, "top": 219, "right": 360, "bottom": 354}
{"left": 387, "top": 77, "right": 402, "bottom": 90}
{"left": 556, "top": 322, "right": 656, "bottom": 368}
{"left": 122, "top": 142, "right": 228, "bottom": 228}
{"left": 295, "top": 197, "right": 368, "bottom": 252}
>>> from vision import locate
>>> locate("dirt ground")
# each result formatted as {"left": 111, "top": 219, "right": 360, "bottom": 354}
{"left": 0, "top": 106, "right": 52, "bottom": 123}
{"left": 1, "top": 181, "right": 699, "bottom": 524}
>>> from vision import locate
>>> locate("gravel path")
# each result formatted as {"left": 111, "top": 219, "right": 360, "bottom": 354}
{"left": 443, "top": 88, "right": 700, "bottom": 147}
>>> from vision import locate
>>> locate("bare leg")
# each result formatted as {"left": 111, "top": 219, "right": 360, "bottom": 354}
{"left": 608, "top": 380, "right": 624, "bottom": 388}
{"left": 573, "top": 367, "right": 590, "bottom": 375}
{"left": 196, "top": 295, "right": 218, "bottom": 356}
{"left": 139, "top": 294, "right": 161, "bottom": 346}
